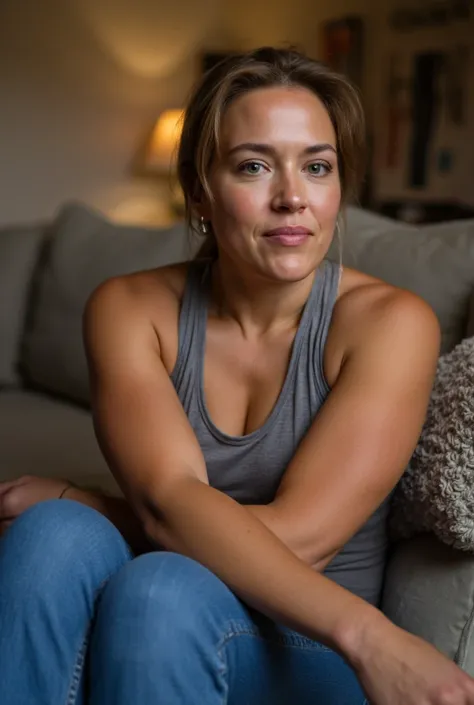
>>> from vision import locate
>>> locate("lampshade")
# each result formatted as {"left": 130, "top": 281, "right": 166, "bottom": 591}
{"left": 145, "top": 109, "right": 184, "bottom": 172}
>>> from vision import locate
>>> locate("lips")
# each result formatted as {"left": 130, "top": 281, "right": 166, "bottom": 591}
{"left": 263, "top": 227, "right": 312, "bottom": 246}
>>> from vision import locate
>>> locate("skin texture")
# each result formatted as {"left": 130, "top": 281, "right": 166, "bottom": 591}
{"left": 2, "top": 86, "right": 474, "bottom": 704}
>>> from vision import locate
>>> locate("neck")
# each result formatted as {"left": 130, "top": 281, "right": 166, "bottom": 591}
{"left": 210, "top": 254, "right": 316, "bottom": 337}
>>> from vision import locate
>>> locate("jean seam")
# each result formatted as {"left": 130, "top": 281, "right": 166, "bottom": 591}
{"left": 64, "top": 558, "right": 131, "bottom": 705}
{"left": 218, "top": 621, "right": 333, "bottom": 652}
{"left": 66, "top": 637, "right": 88, "bottom": 705}
{"left": 215, "top": 628, "right": 230, "bottom": 705}
{"left": 217, "top": 625, "right": 367, "bottom": 703}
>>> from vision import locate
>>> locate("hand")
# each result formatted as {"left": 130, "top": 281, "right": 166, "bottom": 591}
{"left": 0, "top": 475, "right": 71, "bottom": 536}
{"left": 353, "top": 618, "right": 474, "bottom": 704}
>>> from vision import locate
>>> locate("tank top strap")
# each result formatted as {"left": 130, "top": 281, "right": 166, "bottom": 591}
{"left": 296, "top": 258, "right": 339, "bottom": 326}
{"left": 306, "top": 258, "right": 342, "bottom": 397}
{"left": 171, "top": 259, "right": 211, "bottom": 390}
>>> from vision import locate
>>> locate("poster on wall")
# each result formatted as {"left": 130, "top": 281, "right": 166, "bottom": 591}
{"left": 447, "top": 45, "right": 469, "bottom": 125}
{"left": 321, "top": 16, "right": 365, "bottom": 88}
{"left": 409, "top": 51, "right": 445, "bottom": 188}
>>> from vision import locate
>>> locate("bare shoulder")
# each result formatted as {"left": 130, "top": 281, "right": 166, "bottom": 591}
{"left": 337, "top": 266, "right": 440, "bottom": 332}
{"left": 324, "top": 266, "right": 441, "bottom": 385}
{"left": 86, "top": 262, "right": 189, "bottom": 310}
{"left": 83, "top": 263, "right": 190, "bottom": 372}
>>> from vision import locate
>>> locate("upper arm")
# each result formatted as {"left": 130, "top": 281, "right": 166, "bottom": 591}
{"left": 270, "top": 287, "right": 441, "bottom": 564}
{"left": 83, "top": 276, "right": 208, "bottom": 517}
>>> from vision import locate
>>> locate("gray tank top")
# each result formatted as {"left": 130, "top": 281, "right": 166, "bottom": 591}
{"left": 171, "top": 258, "right": 391, "bottom": 606}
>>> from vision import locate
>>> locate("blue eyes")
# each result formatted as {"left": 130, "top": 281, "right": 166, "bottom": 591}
{"left": 238, "top": 161, "right": 332, "bottom": 177}
{"left": 307, "top": 162, "right": 331, "bottom": 176}
{"left": 241, "top": 162, "right": 264, "bottom": 175}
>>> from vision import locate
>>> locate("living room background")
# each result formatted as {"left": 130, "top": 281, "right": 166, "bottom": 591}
{"left": 0, "top": 0, "right": 472, "bottom": 227}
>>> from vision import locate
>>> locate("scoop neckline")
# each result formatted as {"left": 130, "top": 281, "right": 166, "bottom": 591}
{"left": 195, "top": 262, "right": 327, "bottom": 446}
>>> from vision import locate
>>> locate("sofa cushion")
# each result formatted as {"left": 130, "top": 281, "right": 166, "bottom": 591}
{"left": 327, "top": 206, "right": 415, "bottom": 264}
{"left": 466, "top": 290, "right": 474, "bottom": 339}
{"left": 0, "top": 389, "right": 120, "bottom": 495}
{"left": 382, "top": 534, "right": 474, "bottom": 674}
{"left": 330, "top": 217, "right": 474, "bottom": 354}
{"left": 0, "top": 224, "right": 45, "bottom": 386}
{"left": 20, "top": 202, "right": 197, "bottom": 405}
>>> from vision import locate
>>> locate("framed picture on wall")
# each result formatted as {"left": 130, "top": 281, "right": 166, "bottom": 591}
{"left": 321, "top": 16, "right": 365, "bottom": 88}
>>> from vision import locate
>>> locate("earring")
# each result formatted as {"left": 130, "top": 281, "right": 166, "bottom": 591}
{"left": 199, "top": 217, "right": 207, "bottom": 234}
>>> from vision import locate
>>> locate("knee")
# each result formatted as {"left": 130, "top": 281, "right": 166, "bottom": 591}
{"left": 99, "top": 552, "right": 236, "bottom": 640}
{"left": 0, "top": 499, "right": 131, "bottom": 594}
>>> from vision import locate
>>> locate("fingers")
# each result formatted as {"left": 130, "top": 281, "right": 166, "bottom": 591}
{"left": 0, "top": 476, "right": 32, "bottom": 495}
{"left": 0, "top": 487, "right": 20, "bottom": 520}
{"left": 0, "top": 480, "right": 19, "bottom": 495}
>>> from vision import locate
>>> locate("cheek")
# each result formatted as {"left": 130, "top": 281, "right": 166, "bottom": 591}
{"left": 213, "top": 186, "right": 263, "bottom": 226}
{"left": 310, "top": 184, "right": 341, "bottom": 222}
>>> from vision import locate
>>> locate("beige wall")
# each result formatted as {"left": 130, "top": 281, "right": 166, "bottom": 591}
{"left": 0, "top": 0, "right": 375, "bottom": 227}
{"left": 0, "top": 0, "right": 217, "bottom": 227}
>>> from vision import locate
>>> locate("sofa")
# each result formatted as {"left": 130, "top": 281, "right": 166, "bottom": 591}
{"left": 2, "top": 201, "right": 474, "bottom": 673}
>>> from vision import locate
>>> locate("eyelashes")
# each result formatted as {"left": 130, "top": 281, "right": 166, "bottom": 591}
{"left": 237, "top": 160, "right": 333, "bottom": 177}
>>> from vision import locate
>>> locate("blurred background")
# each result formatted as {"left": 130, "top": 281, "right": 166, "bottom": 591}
{"left": 1, "top": 0, "right": 473, "bottom": 228}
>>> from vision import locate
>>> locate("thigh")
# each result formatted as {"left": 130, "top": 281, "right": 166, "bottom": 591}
{"left": 0, "top": 499, "right": 132, "bottom": 705}
{"left": 89, "top": 551, "right": 366, "bottom": 705}
{"left": 224, "top": 613, "right": 368, "bottom": 705}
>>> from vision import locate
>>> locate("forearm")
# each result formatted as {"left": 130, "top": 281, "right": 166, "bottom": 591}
{"left": 136, "top": 477, "right": 388, "bottom": 661}
{"left": 64, "top": 488, "right": 334, "bottom": 569}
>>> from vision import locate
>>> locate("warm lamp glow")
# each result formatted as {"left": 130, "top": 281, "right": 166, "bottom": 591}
{"left": 145, "top": 109, "right": 184, "bottom": 172}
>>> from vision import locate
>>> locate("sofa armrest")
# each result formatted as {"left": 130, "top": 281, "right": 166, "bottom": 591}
{"left": 381, "top": 534, "right": 474, "bottom": 675}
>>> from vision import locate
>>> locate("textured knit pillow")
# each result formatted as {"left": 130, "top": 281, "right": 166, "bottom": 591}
{"left": 389, "top": 335, "right": 474, "bottom": 551}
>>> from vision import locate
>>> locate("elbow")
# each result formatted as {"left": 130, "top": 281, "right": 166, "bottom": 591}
{"left": 292, "top": 543, "right": 329, "bottom": 568}
{"left": 131, "top": 492, "right": 179, "bottom": 552}
{"left": 134, "top": 478, "right": 203, "bottom": 553}
{"left": 287, "top": 540, "right": 314, "bottom": 566}
{"left": 260, "top": 503, "right": 337, "bottom": 567}
{"left": 140, "top": 509, "right": 183, "bottom": 553}
{"left": 284, "top": 534, "right": 339, "bottom": 569}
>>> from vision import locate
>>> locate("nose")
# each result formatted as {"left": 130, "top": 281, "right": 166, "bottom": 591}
{"left": 271, "top": 171, "right": 307, "bottom": 213}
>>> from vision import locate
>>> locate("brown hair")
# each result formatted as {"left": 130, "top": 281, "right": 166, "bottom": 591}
{"left": 177, "top": 46, "right": 366, "bottom": 257}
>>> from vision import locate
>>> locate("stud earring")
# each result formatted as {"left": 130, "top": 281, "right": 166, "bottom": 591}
{"left": 199, "top": 217, "right": 208, "bottom": 234}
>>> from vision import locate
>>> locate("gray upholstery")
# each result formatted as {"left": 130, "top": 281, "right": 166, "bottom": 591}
{"left": 382, "top": 534, "right": 474, "bottom": 674}
{"left": 0, "top": 389, "right": 120, "bottom": 495}
{"left": 21, "top": 202, "right": 196, "bottom": 405}
{"left": 331, "top": 217, "right": 474, "bottom": 354}
{"left": 466, "top": 290, "right": 474, "bottom": 339}
{"left": 0, "top": 223, "right": 45, "bottom": 386}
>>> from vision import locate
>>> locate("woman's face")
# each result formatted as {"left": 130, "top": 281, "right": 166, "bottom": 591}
{"left": 202, "top": 85, "right": 342, "bottom": 282}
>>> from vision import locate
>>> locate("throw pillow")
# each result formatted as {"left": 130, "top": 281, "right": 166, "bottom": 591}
{"left": 20, "top": 202, "right": 197, "bottom": 406}
{"left": 0, "top": 224, "right": 46, "bottom": 386}
{"left": 389, "top": 335, "right": 474, "bottom": 551}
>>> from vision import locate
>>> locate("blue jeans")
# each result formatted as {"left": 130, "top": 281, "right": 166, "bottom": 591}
{"left": 0, "top": 500, "right": 368, "bottom": 704}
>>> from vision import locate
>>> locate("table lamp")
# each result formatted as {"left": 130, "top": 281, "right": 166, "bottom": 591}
{"left": 145, "top": 108, "right": 185, "bottom": 215}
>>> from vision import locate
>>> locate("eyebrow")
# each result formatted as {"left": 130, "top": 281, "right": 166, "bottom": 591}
{"left": 227, "top": 142, "right": 338, "bottom": 157}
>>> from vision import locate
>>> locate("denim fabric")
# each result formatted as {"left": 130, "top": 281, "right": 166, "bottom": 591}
{"left": 0, "top": 500, "right": 368, "bottom": 704}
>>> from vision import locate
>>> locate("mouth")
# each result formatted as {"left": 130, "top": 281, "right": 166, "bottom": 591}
{"left": 263, "top": 227, "right": 312, "bottom": 247}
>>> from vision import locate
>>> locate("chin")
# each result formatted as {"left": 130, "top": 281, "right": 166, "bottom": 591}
{"left": 260, "top": 253, "right": 321, "bottom": 283}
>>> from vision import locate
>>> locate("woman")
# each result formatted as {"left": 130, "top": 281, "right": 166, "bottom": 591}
{"left": 1, "top": 47, "right": 473, "bottom": 704}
